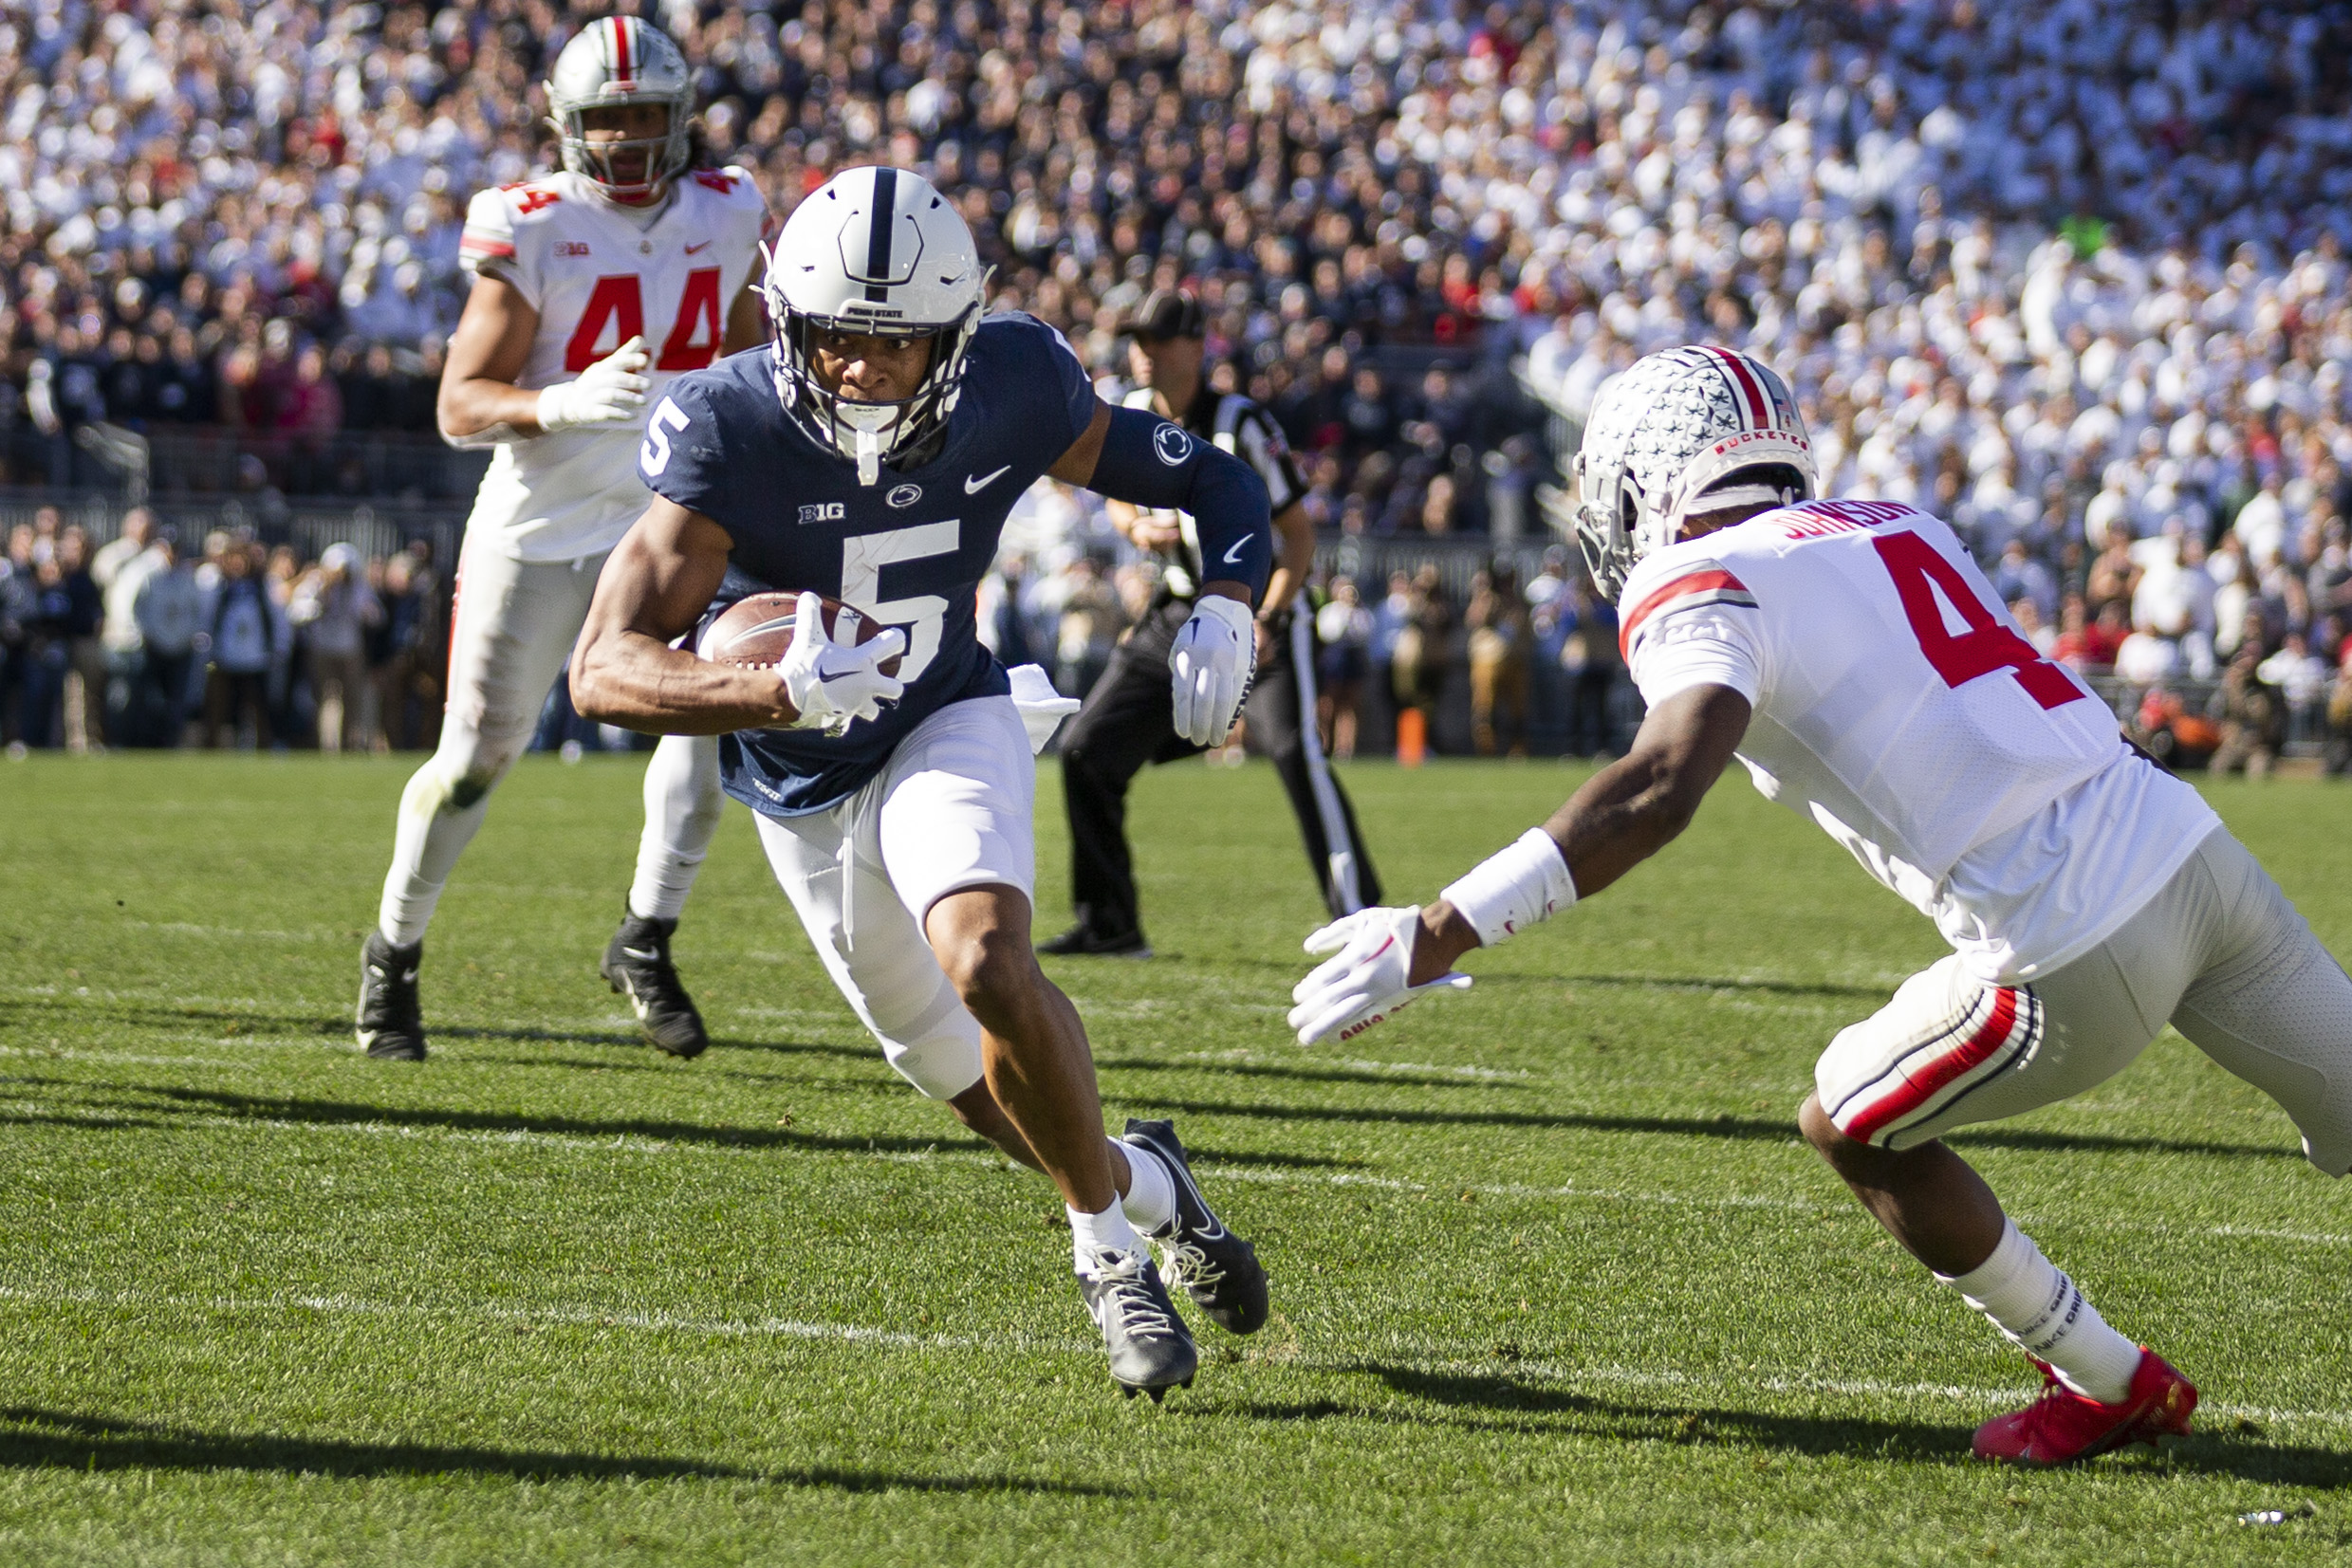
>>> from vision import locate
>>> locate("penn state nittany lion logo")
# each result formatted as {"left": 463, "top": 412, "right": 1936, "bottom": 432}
{"left": 1152, "top": 423, "right": 1193, "bottom": 466}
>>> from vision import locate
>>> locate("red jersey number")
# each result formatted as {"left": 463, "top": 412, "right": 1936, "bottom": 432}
{"left": 1873, "top": 530, "right": 2085, "bottom": 710}
{"left": 564, "top": 269, "right": 725, "bottom": 374}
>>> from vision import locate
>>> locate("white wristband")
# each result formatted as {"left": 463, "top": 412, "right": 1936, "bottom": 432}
{"left": 1440, "top": 828, "right": 1577, "bottom": 947}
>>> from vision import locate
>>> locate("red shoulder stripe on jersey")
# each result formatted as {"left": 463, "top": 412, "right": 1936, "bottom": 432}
{"left": 460, "top": 235, "right": 517, "bottom": 255}
{"left": 1706, "top": 346, "right": 1769, "bottom": 427}
{"left": 610, "top": 17, "right": 634, "bottom": 83}
{"left": 1842, "top": 987, "right": 2022, "bottom": 1144}
{"left": 1618, "top": 567, "right": 1755, "bottom": 657}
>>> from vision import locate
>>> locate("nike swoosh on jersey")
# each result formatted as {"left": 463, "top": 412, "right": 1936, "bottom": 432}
{"left": 965, "top": 465, "right": 1010, "bottom": 493}
{"left": 685, "top": 240, "right": 713, "bottom": 254}
{"left": 1222, "top": 535, "right": 1252, "bottom": 564}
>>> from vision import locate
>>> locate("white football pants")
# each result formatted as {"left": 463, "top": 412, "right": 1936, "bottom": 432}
{"left": 377, "top": 540, "right": 724, "bottom": 945}
{"left": 750, "top": 695, "right": 1036, "bottom": 1100}
{"left": 1819, "top": 827, "right": 2352, "bottom": 1174}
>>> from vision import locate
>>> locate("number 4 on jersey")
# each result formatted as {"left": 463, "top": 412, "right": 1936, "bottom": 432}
{"left": 1874, "top": 531, "right": 2085, "bottom": 710}
{"left": 565, "top": 269, "right": 724, "bottom": 373}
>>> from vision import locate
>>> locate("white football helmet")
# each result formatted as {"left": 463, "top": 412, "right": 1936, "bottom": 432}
{"left": 545, "top": 17, "right": 694, "bottom": 199}
{"left": 1574, "top": 344, "right": 1816, "bottom": 600}
{"left": 764, "top": 167, "right": 988, "bottom": 485}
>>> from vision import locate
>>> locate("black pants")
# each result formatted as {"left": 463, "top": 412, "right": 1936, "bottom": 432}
{"left": 1059, "top": 596, "right": 1381, "bottom": 938}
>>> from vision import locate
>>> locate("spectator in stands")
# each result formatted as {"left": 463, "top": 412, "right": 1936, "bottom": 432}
{"left": 1557, "top": 572, "right": 1622, "bottom": 758}
{"left": 2212, "top": 641, "right": 2288, "bottom": 779}
{"left": 90, "top": 508, "right": 156, "bottom": 594}
{"left": 289, "top": 543, "right": 382, "bottom": 755}
{"left": 1313, "top": 576, "right": 1371, "bottom": 763}
{"left": 53, "top": 529, "right": 105, "bottom": 753}
{"left": 201, "top": 544, "right": 285, "bottom": 750}
{"left": 130, "top": 533, "right": 202, "bottom": 749}
{"left": 1465, "top": 566, "right": 1531, "bottom": 758}
{"left": 2326, "top": 648, "right": 2352, "bottom": 776}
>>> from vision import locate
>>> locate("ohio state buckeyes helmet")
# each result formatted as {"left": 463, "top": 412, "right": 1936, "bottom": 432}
{"left": 764, "top": 166, "right": 988, "bottom": 485}
{"left": 1575, "top": 345, "right": 1816, "bottom": 600}
{"left": 545, "top": 16, "right": 694, "bottom": 198}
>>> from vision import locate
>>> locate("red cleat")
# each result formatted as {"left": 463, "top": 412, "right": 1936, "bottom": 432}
{"left": 1972, "top": 1350, "right": 2197, "bottom": 1466}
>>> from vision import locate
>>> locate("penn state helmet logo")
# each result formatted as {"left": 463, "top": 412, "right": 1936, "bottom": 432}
{"left": 885, "top": 483, "right": 923, "bottom": 507}
{"left": 1152, "top": 423, "right": 1193, "bottom": 466}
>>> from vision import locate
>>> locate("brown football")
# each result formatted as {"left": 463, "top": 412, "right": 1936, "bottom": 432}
{"left": 699, "top": 592, "right": 902, "bottom": 675}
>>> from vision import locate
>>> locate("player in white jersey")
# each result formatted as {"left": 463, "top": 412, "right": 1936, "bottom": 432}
{"left": 356, "top": 16, "right": 768, "bottom": 1062}
{"left": 1287, "top": 344, "right": 2352, "bottom": 1467}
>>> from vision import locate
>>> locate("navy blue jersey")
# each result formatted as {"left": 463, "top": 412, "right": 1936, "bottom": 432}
{"left": 641, "top": 312, "right": 1097, "bottom": 815}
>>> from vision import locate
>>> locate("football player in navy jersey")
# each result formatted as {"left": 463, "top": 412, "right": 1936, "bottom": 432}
{"left": 572, "top": 168, "right": 1273, "bottom": 1399}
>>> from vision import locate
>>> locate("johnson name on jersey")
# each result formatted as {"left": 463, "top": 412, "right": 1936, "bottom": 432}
{"left": 1620, "top": 497, "right": 2219, "bottom": 982}
{"left": 456, "top": 166, "right": 767, "bottom": 563}
{"left": 641, "top": 311, "right": 1099, "bottom": 816}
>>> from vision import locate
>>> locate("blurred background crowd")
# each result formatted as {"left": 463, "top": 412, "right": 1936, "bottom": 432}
{"left": 3, "top": 0, "right": 2350, "bottom": 772}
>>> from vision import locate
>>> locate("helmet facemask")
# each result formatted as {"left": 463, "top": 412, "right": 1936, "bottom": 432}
{"left": 554, "top": 101, "right": 690, "bottom": 200}
{"left": 766, "top": 250, "right": 988, "bottom": 486}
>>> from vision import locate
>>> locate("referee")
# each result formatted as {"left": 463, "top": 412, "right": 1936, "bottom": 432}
{"left": 1042, "top": 290, "right": 1381, "bottom": 957}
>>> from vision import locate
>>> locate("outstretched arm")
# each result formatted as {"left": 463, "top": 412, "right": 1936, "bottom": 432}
{"left": 1287, "top": 683, "right": 1751, "bottom": 1044}
{"left": 571, "top": 497, "right": 797, "bottom": 734}
{"left": 1407, "top": 683, "right": 1752, "bottom": 980}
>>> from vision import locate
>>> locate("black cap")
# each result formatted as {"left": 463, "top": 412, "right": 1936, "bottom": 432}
{"left": 1128, "top": 288, "right": 1205, "bottom": 341}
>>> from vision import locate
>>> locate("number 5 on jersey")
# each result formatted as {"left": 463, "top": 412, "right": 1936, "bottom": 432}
{"left": 1874, "top": 531, "right": 2086, "bottom": 710}
{"left": 569, "top": 270, "right": 724, "bottom": 374}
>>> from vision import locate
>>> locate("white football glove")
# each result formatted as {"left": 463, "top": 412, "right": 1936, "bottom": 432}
{"left": 777, "top": 593, "right": 907, "bottom": 736}
{"left": 1287, "top": 905, "right": 1472, "bottom": 1047}
{"left": 1169, "top": 592, "right": 1255, "bottom": 747}
{"left": 536, "top": 335, "right": 650, "bottom": 433}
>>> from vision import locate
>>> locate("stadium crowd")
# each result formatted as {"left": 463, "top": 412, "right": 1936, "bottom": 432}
{"left": 2, "top": 0, "right": 2350, "bottom": 768}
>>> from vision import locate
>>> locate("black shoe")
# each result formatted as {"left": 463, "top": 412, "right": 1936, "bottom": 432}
{"left": 1078, "top": 1246, "right": 1196, "bottom": 1400}
{"left": 1037, "top": 925, "right": 1153, "bottom": 958}
{"left": 601, "top": 910, "right": 710, "bottom": 1059}
{"left": 356, "top": 932, "right": 426, "bottom": 1061}
{"left": 1124, "top": 1117, "right": 1269, "bottom": 1335}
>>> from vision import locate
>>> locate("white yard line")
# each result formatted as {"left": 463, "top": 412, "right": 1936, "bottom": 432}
{"left": 1, "top": 1282, "right": 2345, "bottom": 1434}
{"left": 13, "top": 1097, "right": 2350, "bottom": 1251}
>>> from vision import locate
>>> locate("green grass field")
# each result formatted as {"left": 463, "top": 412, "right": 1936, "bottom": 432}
{"left": 4, "top": 752, "right": 2351, "bottom": 1565}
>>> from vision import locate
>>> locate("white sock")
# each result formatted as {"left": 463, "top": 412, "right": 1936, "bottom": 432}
{"left": 1116, "top": 1139, "right": 1176, "bottom": 1236}
{"left": 1937, "top": 1220, "right": 2143, "bottom": 1404}
{"left": 1068, "top": 1200, "right": 1142, "bottom": 1275}
{"left": 627, "top": 843, "right": 706, "bottom": 923}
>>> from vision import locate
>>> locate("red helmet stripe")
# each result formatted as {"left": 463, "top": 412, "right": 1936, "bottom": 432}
{"left": 1707, "top": 346, "right": 1769, "bottom": 427}
{"left": 609, "top": 17, "right": 634, "bottom": 84}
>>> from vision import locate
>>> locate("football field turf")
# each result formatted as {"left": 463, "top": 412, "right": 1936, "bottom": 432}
{"left": 4, "top": 753, "right": 2350, "bottom": 1565}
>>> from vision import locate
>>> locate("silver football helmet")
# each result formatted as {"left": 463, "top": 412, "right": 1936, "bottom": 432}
{"left": 765, "top": 167, "right": 988, "bottom": 485}
{"left": 545, "top": 17, "right": 694, "bottom": 199}
{"left": 1575, "top": 345, "right": 1817, "bottom": 600}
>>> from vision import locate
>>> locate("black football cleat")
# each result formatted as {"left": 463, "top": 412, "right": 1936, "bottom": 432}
{"left": 601, "top": 909, "right": 710, "bottom": 1059}
{"left": 1036, "top": 925, "right": 1153, "bottom": 959}
{"left": 1124, "top": 1118, "right": 1269, "bottom": 1335}
{"left": 1078, "top": 1247, "right": 1196, "bottom": 1399}
{"left": 356, "top": 932, "right": 427, "bottom": 1061}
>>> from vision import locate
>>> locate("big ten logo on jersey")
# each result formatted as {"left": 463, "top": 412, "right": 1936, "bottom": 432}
{"left": 799, "top": 502, "right": 844, "bottom": 525}
{"left": 566, "top": 269, "right": 725, "bottom": 374}
{"left": 555, "top": 241, "right": 592, "bottom": 257}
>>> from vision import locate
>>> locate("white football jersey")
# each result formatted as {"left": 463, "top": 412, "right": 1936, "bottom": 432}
{"left": 456, "top": 166, "right": 768, "bottom": 562}
{"left": 1620, "top": 498, "right": 2220, "bottom": 983}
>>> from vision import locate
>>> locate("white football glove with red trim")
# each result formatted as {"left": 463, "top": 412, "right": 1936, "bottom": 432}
{"left": 1287, "top": 905, "right": 1472, "bottom": 1046}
